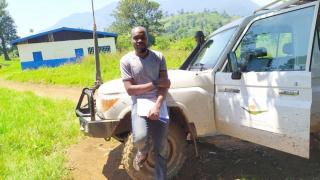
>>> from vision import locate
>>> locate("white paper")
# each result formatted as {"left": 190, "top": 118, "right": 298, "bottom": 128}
{"left": 136, "top": 98, "right": 169, "bottom": 123}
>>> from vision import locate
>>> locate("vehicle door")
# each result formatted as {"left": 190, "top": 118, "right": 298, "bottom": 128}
{"left": 186, "top": 26, "right": 238, "bottom": 136}
{"left": 215, "top": 2, "right": 319, "bottom": 158}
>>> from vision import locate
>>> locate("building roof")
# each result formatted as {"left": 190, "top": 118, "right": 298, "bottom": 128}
{"left": 11, "top": 27, "right": 118, "bottom": 45}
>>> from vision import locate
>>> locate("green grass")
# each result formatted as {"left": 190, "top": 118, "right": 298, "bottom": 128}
{"left": 0, "top": 88, "right": 81, "bottom": 179}
{"left": 0, "top": 50, "right": 189, "bottom": 87}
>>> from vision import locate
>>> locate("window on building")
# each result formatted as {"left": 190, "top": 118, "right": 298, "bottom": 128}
{"left": 87, "top": 46, "right": 111, "bottom": 54}
{"left": 99, "top": 46, "right": 111, "bottom": 53}
{"left": 88, "top": 47, "right": 94, "bottom": 54}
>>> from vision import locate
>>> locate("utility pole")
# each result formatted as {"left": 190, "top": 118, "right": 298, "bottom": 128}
{"left": 91, "top": 0, "right": 103, "bottom": 88}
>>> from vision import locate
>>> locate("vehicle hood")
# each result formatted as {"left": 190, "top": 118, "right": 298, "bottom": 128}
{"left": 98, "top": 70, "right": 212, "bottom": 95}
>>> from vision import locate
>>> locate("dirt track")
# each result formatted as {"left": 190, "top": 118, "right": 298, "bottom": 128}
{"left": 1, "top": 79, "right": 320, "bottom": 179}
{"left": 0, "top": 78, "right": 82, "bottom": 102}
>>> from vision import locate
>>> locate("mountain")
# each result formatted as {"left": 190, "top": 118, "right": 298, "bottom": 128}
{"left": 158, "top": 0, "right": 258, "bottom": 16}
{"left": 45, "top": 0, "right": 259, "bottom": 32}
{"left": 45, "top": 2, "right": 117, "bottom": 32}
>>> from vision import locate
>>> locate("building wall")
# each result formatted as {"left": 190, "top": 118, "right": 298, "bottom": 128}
{"left": 17, "top": 37, "right": 116, "bottom": 63}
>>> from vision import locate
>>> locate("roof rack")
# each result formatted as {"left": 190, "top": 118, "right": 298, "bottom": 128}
{"left": 254, "top": 0, "right": 316, "bottom": 14}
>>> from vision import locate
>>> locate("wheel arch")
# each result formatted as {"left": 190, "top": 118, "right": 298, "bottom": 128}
{"left": 112, "top": 106, "right": 198, "bottom": 144}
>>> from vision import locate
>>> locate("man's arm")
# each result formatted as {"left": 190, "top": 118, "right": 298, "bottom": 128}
{"left": 154, "top": 70, "right": 171, "bottom": 107}
{"left": 148, "top": 70, "right": 170, "bottom": 120}
{"left": 121, "top": 58, "right": 155, "bottom": 96}
{"left": 123, "top": 79, "right": 155, "bottom": 96}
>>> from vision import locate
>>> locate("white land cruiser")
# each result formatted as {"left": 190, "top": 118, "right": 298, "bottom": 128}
{"left": 76, "top": 0, "right": 320, "bottom": 179}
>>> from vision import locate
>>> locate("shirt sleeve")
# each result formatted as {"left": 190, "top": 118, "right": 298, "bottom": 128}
{"left": 159, "top": 54, "right": 167, "bottom": 71}
{"left": 120, "top": 57, "right": 133, "bottom": 81}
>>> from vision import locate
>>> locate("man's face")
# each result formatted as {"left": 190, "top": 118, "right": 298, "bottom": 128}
{"left": 132, "top": 29, "right": 148, "bottom": 53}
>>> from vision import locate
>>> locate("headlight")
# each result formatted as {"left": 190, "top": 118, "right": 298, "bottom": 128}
{"left": 98, "top": 98, "right": 119, "bottom": 112}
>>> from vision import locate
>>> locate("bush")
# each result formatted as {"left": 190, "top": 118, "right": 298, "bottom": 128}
{"left": 169, "top": 37, "right": 195, "bottom": 51}
{"left": 153, "top": 36, "right": 171, "bottom": 50}
{"left": 117, "top": 34, "right": 196, "bottom": 51}
{"left": 116, "top": 34, "right": 133, "bottom": 52}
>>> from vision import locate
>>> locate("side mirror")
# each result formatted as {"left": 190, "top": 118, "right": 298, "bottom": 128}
{"left": 254, "top": 47, "right": 267, "bottom": 57}
{"left": 231, "top": 71, "right": 242, "bottom": 79}
{"left": 227, "top": 52, "right": 242, "bottom": 80}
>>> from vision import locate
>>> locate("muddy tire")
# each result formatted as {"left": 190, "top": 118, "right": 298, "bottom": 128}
{"left": 311, "top": 132, "right": 320, "bottom": 150}
{"left": 122, "top": 122, "right": 187, "bottom": 180}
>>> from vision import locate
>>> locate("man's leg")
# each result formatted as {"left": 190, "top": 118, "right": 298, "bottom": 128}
{"left": 131, "top": 104, "right": 151, "bottom": 170}
{"left": 149, "top": 120, "right": 169, "bottom": 180}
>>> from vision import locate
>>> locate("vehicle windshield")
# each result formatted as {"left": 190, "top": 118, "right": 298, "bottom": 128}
{"left": 189, "top": 27, "right": 237, "bottom": 70}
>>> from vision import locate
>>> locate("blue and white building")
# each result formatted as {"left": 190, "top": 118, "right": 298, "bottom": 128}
{"left": 11, "top": 27, "right": 117, "bottom": 70}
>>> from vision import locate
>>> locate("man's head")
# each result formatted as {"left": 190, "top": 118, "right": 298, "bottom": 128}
{"left": 131, "top": 26, "right": 149, "bottom": 54}
{"left": 195, "top": 31, "right": 205, "bottom": 45}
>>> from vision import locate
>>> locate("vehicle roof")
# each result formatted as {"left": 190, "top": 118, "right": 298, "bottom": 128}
{"left": 11, "top": 27, "right": 118, "bottom": 45}
{"left": 212, "top": 17, "right": 246, "bottom": 35}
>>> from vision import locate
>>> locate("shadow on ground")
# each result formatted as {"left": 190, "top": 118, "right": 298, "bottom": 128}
{"left": 102, "top": 144, "right": 131, "bottom": 180}
{"left": 174, "top": 136, "right": 320, "bottom": 180}
{"left": 100, "top": 136, "right": 320, "bottom": 180}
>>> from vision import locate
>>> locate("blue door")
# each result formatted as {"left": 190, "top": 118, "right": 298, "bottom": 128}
{"left": 32, "top": 51, "right": 43, "bottom": 62}
{"left": 75, "top": 48, "right": 84, "bottom": 58}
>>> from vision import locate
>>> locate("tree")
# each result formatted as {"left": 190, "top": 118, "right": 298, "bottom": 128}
{"left": 0, "top": 0, "right": 18, "bottom": 60}
{"left": 0, "top": 0, "right": 6, "bottom": 15}
{"left": 109, "top": 0, "right": 163, "bottom": 44}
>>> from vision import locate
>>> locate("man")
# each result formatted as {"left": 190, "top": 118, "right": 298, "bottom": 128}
{"left": 180, "top": 31, "right": 206, "bottom": 70}
{"left": 120, "top": 26, "right": 171, "bottom": 180}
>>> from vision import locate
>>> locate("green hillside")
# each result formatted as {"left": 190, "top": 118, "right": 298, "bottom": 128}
{"left": 162, "top": 11, "right": 239, "bottom": 39}
{"left": 115, "top": 11, "right": 239, "bottom": 51}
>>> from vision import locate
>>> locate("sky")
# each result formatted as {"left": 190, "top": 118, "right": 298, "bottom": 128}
{"left": 6, "top": 0, "right": 273, "bottom": 38}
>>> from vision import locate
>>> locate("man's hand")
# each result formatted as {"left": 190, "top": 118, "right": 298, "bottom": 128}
{"left": 154, "top": 78, "right": 171, "bottom": 88}
{"left": 148, "top": 70, "right": 170, "bottom": 121}
{"left": 148, "top": 105, "right": 160, "bottom": 120}
{"left": 123, "top": 80, "right": 155, "bottom": 96}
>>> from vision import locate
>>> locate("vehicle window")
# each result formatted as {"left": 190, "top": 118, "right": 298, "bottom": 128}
{"left": 228, "top": 6, "right": 315, "bottom": 72}
{"left": 189, "top": 27, "right": 236, "bottom": 70}
{"left": 311, "top": 27, "right": 320, "bottom": 77}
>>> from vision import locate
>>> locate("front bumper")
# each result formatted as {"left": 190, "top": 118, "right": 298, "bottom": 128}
{"left": 79, "top": 116, "right": 119, "bottom": 138}
{"left": 75, "top": 87, "right": 119, "bottom": 139}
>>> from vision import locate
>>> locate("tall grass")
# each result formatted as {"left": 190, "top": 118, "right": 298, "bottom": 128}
{"left": 0, "top": 50, "right": 189, "bottom": 87}
{"left": 0, "top": 88, "right": 80, "bottom": 179}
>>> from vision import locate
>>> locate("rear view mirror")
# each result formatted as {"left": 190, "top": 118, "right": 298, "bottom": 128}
{"left": 231, "top": 71, "right": 242, "bottom": 79}
{"left": 227, "top": 52, "right": 241, "bottom": 80}
{"left": 254, "top": 47, "right": 267, "bottom": 58}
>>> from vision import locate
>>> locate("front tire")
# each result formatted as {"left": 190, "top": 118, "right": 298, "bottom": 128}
{"left": 122, "top": 122, "right": 187, "bottom": 180}
{"left": 311, "top": 132, "right": 320, "bottom": 150}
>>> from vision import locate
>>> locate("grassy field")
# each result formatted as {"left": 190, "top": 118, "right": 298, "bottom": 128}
{"left": 0, "top": 88, "right": 80, "bottom": 179}
{"left": 0, "top": 50, "right": 189, "bottom": 87}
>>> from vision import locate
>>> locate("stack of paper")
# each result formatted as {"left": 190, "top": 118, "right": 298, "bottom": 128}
{"left": 136, "top": 98, "right": 169, "bottom": 123}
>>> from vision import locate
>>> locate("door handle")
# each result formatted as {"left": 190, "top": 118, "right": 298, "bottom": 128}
{"left": 279, "top": 89, "right": 299, "bottom": 96}
{"left": 218, "top": 88, "right": 240, "bottom": 93}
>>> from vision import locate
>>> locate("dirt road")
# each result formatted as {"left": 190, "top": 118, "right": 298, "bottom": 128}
{"left": 1, "top": 79, "right": 320, "bottom": 179}
{"left": 0, "top": 78, "right": 82, "bottom": 102}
